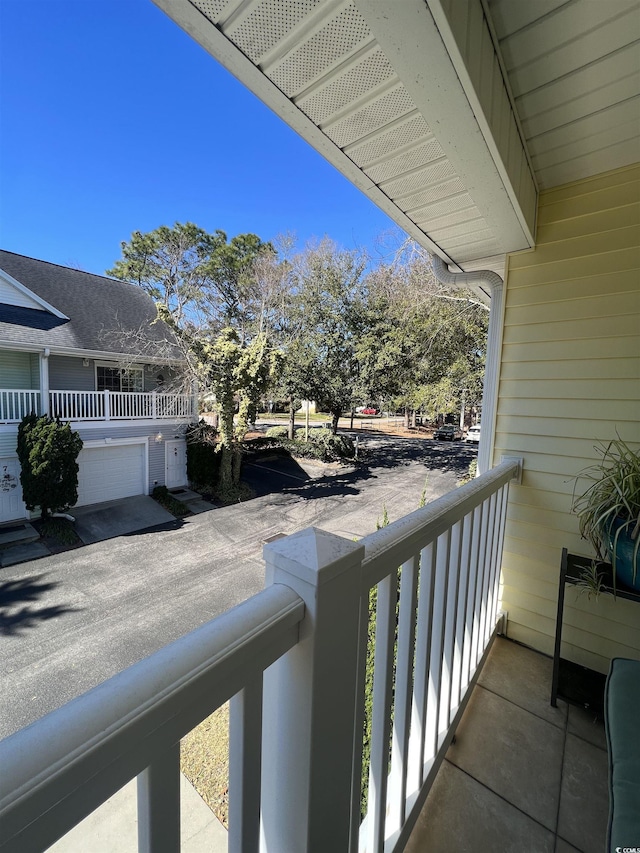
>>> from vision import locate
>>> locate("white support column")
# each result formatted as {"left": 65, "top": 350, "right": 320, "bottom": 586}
{"left": 39, "top": 348, "right": 50, "bottom": 416}
{"left": 261, "top": 527, "right": 365, "bottom": 853}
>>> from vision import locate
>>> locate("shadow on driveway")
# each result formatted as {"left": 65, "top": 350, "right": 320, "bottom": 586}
{"left": 0, "top": 574, "right": 80, "bottom": 636}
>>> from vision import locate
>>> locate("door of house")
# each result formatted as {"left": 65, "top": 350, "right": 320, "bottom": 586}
{"left": 165, "top": 440, "right": 187, "bottom": 489}
{"left": 0, "top": 457, "right": 25, "bottom": 522}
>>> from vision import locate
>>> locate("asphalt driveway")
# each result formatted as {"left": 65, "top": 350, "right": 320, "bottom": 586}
{"left": 0, "top": 435, "right": 477, "bottom": 739}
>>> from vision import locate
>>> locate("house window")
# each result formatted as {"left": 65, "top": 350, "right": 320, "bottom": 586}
{"left": 96, "top": 365, "right": 143, "bottom": 393}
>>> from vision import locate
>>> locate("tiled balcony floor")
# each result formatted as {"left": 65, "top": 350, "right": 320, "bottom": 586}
{"left": 405, "top": 637, "right": 609, "bottom": 853}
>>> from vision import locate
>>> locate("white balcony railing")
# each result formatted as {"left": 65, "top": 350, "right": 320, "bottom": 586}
{"left": 0, "top": 460, "right": 517, "bottom": 853}
{"left": 0, "top": 389, "right": 196, "bottom": 423}
{"left": 50, "top": 390, "right": 196, "bottom": 421}
{"left": 0, "top": 389, "right": 41, "bottom": 422}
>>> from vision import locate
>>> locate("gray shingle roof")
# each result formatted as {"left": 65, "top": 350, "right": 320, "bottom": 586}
{"left": 0, "top": 250, "right": 182, "bottom": 360}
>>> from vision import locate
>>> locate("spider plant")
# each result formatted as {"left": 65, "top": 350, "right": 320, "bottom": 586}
{"left": 572, "top": 438, "right": 640, "bottom": 590}
{"left": 574, "top": 559, "right": 608, "bottom": 601}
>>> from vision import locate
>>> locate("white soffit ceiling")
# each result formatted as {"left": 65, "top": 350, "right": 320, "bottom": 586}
{"left": 153, "top": 0, "right": 537, "bottom": 275}
{"left": 488, "top": 0, "right": 640, "bottom": 190}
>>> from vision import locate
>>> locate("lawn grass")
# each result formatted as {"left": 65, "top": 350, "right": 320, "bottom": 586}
{"left": 181, "top": 703, "right": 230, "bottom": 829}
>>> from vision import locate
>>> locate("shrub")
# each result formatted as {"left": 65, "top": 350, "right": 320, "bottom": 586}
{"left": 17, "top": 414, "right": 83, "bottom": 518}
{"left": 152, "top": 484, "right": 190, "bottom": 517}
{"left": 186, "top": 421, "right": 220, "bottom": 488}
{"left": 265, "top": 426, "right": 289, "bottom": 439}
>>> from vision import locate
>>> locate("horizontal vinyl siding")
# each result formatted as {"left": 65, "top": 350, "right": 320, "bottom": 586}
{"left": 0, "top": 351, "right": 37, "bottom": 389}
{"left": 49, "top": 355, "right": 95, "bottom": 391}
{"left": 497, "top": 163, "right": 640, "bottom": 672}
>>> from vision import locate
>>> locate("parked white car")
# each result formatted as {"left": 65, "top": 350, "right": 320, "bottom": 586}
{"left": 466, "top": 425, "right": 481, "bottom": 443}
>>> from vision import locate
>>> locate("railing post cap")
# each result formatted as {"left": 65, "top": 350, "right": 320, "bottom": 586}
{"left": 264, "top": 527, "right": 364, "bottom": 586}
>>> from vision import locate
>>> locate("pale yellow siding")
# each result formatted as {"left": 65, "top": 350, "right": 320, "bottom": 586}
{"left": 496, "top": 163, "right": 640, "bottom": 673}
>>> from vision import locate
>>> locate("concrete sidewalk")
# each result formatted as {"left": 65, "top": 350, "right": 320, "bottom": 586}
{"left": 48, "top": 774, "right": 227, "bottom": 852}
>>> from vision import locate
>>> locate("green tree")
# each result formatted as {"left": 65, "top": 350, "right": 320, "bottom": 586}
{"left": 356, "top": 257, "right": 488, "bottom": 425}
{"left": 109, "top": 223, "right": 280, "bottom": 498}
{"left": 17, "top": 415, "right": 83, "bottom": 519}
{"left": 106, "top": 222, "right": 273, "bottom": 331}
{"left": 282, "top": 239, "right": 368, "bottom": 433}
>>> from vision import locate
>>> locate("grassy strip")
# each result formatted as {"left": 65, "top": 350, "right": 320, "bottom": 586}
{"left": 181, "top": 703, "right": 230, "bottom": 829}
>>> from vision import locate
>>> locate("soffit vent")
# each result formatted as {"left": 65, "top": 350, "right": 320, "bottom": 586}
{"left": 415, "top": 207, "right": 484, "bottom": 232}
{"left": 382, "top": 160, "right": 456, "bottom": 199}
{"left": 230, "top": 0, "right": 322, "bottom": 63}
{"left": 409, "top": 192, "right": 478, "bottom": 222}
{"left": 268, "top": 4, "right": 371, "bottom": 96}
{"left": 325, "top": 85, "right": 416, "bottom": 147}
{"left": 298, "top": 49, "right": 395, "bottom": 124}
{"left": 191, "top": 0, "right": 231, "bottom": 25}
{"left": 364, "top": 139, "right": 444, "bottom": 184}
{"left": 346, "top": 114, "right": 430, "bottom": 166}
{"left": 398, "top": 178, "right": 467, "bottom": 213}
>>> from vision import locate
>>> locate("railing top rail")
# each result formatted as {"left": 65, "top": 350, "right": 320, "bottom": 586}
{"left": 361, "top": 460, "right": 517, "bottom": 589}
{"left": 0, "top": 584, "right": 304, "bottom": 852}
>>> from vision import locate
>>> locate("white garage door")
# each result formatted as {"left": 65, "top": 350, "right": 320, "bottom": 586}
{"left": 76, "top": 443, "right": 146, "bottom": 507}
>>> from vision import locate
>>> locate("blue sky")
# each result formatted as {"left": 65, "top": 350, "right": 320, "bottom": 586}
{"left": 0, "top": 0, "right": 398, "bottom": 276}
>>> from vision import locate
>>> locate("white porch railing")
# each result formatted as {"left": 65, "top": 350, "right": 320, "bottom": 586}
{"left": 0, "top": 389, "right": 197, "bottom": 423}
{"left": 0, "top": 389, "right": 41, "bottom": 422}
{"left": 47, "top": 390, "right": 196, "bottom": 422}
{"left": 0, "top": 460, "right": 517, "bottom": 853}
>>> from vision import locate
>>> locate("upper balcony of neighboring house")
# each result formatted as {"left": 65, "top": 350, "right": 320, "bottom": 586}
{"left": 0, "top": 353, "right": 197, "bottom": 426}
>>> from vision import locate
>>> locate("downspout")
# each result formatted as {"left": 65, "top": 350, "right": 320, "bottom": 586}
{"left": 431, "top": 255, "right": 504, "bottom": 475}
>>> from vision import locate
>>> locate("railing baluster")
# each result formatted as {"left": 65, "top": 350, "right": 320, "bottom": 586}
{"left": 366, "top": 570, "right": 398, "bottom": 853}
{"left": 451, "top": 512, "right": 472, "bottom": 711}
{"left": 491, "top": 484, "right": 509, "bottom": 630}
{"left": 479, "top": 493, "right": 497, "bottom": 653}
{"left": 349, "top": 593, "right": 370, "bottom": 853}
{"left": 229, "top": 677, "right": 263, "bottom": 853}
{"left": 468, "top": 502, "right": 484, "bottom": 678}
{"left": 388, "top": 554, "right": 419, "bottom": 833}
{"left": 425, "top": 531, "right": 450, "bottom": 764}
{"left": 137, "top": 742, "right": 180, "bottom": 853}
{"left": 440, "top": 522, "right": 462, "bottom": 734}
{"left": 408, "top": 544, "right": 435, "bottom": 796}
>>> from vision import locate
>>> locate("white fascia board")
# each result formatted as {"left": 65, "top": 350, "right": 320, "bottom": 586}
{"left": 0, "top": 268, "right": 69, "bottom": 319}
{"left": 151, "top": 0, "right": 462, "bottom": 269}
{"left": 0, "top": 340, "right": 185, "bottom": 365}
{"left": 354, "top": 0, "right": 533, "bottom": 253}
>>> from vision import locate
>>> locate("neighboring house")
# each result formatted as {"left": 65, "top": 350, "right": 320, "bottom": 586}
{"left": 0, "top": 250, "right": 197, "bottom": 522}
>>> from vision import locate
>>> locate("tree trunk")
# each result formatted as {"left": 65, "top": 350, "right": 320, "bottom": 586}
{"left": 331, "top": 411, "right": 340, "bottom": 435}
{"left": 404, "top": 406, "right": 410, "bottom": 429}
{"left": 288, "top": 398, "right": 296, "bottom": 440}
{"left": 350, "top": 408, "right": 355, "bottom": 430}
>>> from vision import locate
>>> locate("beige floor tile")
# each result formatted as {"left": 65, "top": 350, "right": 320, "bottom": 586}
{"left": 479, "top": 637, "right": 568, "bottom": 728}
{"left": 567, "top": 705, "right": 607, "bottom": 751}
{"left": 557, "top": 734, "right": 609, "bottom": 853}
{"left": 447, "top": 685, "right": 564, "bottom": 831}
{"left": 404, "top": 760, "right": 555, "bottom": 853}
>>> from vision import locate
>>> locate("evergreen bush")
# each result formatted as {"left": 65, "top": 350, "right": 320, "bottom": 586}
{"left": 17, "top": 414, "right": 83, "bottom": 518}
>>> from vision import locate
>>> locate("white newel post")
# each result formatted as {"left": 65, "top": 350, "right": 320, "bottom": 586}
{"left": 261, "top": 527, "right": 365, "bottom": 853}
{"left": 103, "top": 389, "right": 110, "bottom": 421}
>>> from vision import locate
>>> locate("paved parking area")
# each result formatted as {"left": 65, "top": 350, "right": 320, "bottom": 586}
{"left": 0, "top": 435, "right": 476, "bottom": 739}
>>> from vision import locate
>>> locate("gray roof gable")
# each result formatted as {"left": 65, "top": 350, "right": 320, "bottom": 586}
{"left": 0, "top": 250, "right": 182, "bottom": 361}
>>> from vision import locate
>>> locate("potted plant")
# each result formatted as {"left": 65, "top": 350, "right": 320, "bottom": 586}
{"left": 572, "top": 438, "right": 640, "bottom": 593}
